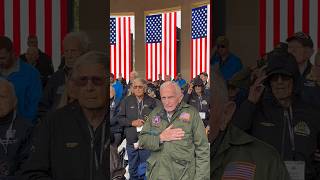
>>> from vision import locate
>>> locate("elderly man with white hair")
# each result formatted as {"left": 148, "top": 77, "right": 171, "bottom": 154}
{"left": 139, "top": 81, "right": 209, "bottom": 180}
{"left": 0, "top": 78, "right": 33, "bottom": 178}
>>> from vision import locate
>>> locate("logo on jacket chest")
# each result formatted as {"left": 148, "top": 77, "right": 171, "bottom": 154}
{"left": 294, "top": 121, "right": 311, "bottom": 137}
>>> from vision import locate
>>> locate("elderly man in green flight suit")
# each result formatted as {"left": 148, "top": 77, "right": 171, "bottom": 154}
{"left": 210, "top": 66, "right": 290, "bottom": 180}
{"left": 139, "top": 81, "right": 209, "bottom": 180}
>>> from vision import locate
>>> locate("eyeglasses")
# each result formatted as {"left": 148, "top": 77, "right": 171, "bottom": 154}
{"left": 133, "top": 85, "right": 144, "bottom": 89}
{"left": 72, "top": 76, "right": 106, "bottom": 87}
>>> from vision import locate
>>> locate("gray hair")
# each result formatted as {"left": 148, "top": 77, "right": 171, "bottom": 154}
{"left": 160, "top": 81, "right": 182, "bottom": 96}
{"left": 0, "top": 78, "right": 17, "bottom": 102}
{"left": 63, "top": 31, "right": 90, "bottom": 53}
{"left": 72, "top": 51, "right": 107, "bottom": 76}
{"left": 133, "top": 78, "right": 147, "bottom": 85}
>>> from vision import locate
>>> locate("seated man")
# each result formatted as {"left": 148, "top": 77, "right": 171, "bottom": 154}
{"left": 21, "top": 51, "right": 108, "bottom": 180}
{"left": 139, "top": 81, "right": 209, "bottom": 180}
{"left": 0, "top": 79, "right": 33, "bottom": 178}
{"left": 210, "top": 66, "right": 290, "bottom": 180}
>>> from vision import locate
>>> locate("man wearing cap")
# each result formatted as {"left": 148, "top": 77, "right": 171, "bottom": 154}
{"left": 211, "top": 36, "right": 243, "bottom": 80}
{"left": 287, "top": 31, "right": 314, "bottom": 78}
{"left": 233, "top": 50, "right": 320, "bottom": 179}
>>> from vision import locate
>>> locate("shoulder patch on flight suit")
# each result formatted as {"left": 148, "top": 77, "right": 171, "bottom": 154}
{"left": 222, "top": 161, "right": 256, "bottom": 180}
{"left": 179, "top": 112, "right": 191, "bottom": 122}
{"left": 294, "top": 121, "right": 311, "bottom": 137}
{"left": 152, "top": 116, "right": 161, "bottom": 127}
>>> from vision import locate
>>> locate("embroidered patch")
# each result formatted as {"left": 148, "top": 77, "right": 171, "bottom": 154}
{"left": 294, "top": 121, "right": 311, "bottom": 137}
{"left": 179, "top": 112, "right": 191, "bottom": 122}
{"left": 152, "top": 116, "right": 161, "bottom": 126}
{"left": 222, "top": 161, "right": 256, "bottom": 180}
{"left": 260, "top": 122, "right": 275, "bottom": 127}
{"left": 201, "top": 100, "right": 207, "bottom": 105}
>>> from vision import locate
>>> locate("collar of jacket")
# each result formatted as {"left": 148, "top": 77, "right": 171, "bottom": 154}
{"left": 157, "top": 101, "right": 189, "bottom": 121}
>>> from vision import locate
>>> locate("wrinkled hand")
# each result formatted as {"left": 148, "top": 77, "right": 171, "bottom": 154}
{"left": 131, "top": 119, "right": 144, "bottom": 127}
{"left": 160, "top": 125, "right": 185, "bottom": 142}
{"left": 248, "top": 75, "right": 267, "bottom": 104}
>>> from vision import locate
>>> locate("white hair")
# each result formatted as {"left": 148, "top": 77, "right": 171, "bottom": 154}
{"left": 160, "top": 81, "right": 182, "bottom": 96}
{"left": 63, "top": 31, "right": 90, "bottom": 53}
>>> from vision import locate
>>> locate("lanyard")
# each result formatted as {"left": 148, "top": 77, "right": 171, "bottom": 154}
{"left": 284, "top": 106, "right": 295, "bottom": 153}
{"left": 88, "top": 120, "right": 106, "bottom": 170}
{"left": 0, "top": 111, "right": 16, "bottom": 156}
{"left": 137, "top": 100, "right": 144, "bottom": 117}
{"left": 198, "top": 96, "right": 203, "bottom": 110}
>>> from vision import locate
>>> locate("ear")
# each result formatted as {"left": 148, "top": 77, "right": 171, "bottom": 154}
{"left": 220, "top": 101, "right": 236, "bottom": 131}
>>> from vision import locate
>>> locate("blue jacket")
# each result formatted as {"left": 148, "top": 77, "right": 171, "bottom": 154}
{"left": 5, "top": 60, "right": 42, "bottom": 124}
{"left": 112, "top": 80, "right": 123, "bottom": 102}
{"left": 174, "top": 78, "right": 187, "bottom": 88}
{"left": 212, "top": 53, "right": 243, "bottom": 80}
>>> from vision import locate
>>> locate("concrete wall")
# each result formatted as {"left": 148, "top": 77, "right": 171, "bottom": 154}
{"left": 225, "top": 0, "right": 259, "bottom": 67}
{"left": 110, "top": 0, "right": 209, "bottom": 79}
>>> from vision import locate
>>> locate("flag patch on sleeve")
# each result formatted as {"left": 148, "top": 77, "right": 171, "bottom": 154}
{"left": 222, "top": 161, "right": 256, "bottom": 180}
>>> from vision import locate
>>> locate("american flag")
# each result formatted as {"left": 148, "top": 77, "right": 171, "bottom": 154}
{"left": 0, "top": 0, "right": 68, "bottom": 70}
{"left": 110, "top": 16, "right": 133, "bottom": 82}
{"left": 191, "top": 5, "right": 210, "bottom": 79}
{"left": 222, "top": 162, "right": 256, "bottom": 179}
{"left": 260, "top": 0, "right": 320, "bottom": 57}
{"left": 145, "top": 11, "right": 179, "bottom": 81}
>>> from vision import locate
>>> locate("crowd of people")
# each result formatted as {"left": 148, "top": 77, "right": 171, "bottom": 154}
{"left": 1, "top": 27, "right": 320, "bottom": 180}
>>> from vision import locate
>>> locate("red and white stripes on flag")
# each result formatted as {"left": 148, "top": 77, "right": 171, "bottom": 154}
{"left": 260, "top": 0, "right": 320, "bottom": 56}
{"left": 0, "top": 0, "right": 68, "bottom": 70}
{"left": 145, "top": 11, "right": 179, "bottom": 82}
{"left": 191, "top": 4, "right": 211, "bottom": 79}
{"left": 110, "top": 16, "right": 133, "bottom": 82}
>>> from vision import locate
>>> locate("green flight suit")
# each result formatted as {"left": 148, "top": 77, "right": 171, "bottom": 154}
{"left": 211, "top": 124, "right": 290, "bottom": 180}
{"left": 139, "top": 102, "right": 210, "bottom": 180}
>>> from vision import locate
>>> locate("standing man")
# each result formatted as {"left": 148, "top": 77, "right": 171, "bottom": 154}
{"left": 139, "top": 81, "right": 209, "bottom": 180}
{"left": 211, "top": 36, "right": 243, "bottom": 80}
{"left": 0, "top": 36, "right": 42, "bottom": 124}
{"left": 117, "top": 78, "right": 158, "bottom": 180}
{"left": 38, "top": 32, "right": 90, "bottom": 120}
{"left": 22, "top": 51, "right": 108, "bottom": 180}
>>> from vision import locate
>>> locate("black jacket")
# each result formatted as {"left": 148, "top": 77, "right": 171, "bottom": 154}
{"left": 37, "top": 68, "right": 67, "bottom": 121}
{"left": 0, "top": 111, "right": 33, "bottom": 179}
{"left": 233, "top": 97, "right": 320, "bottom": 179}
{"left": 183, "top": 92, "right": 210, "bottom": 126}
{"left": 117, "top": 94, "right": 158, "bottom": 145}
{"left": 110, "top": 98, "right": 122, "bottom": 134}
{"left": 22, "top": 102, "right": 108, "bottom": 180}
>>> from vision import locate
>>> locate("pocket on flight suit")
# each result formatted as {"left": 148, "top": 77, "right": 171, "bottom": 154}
{"left": 146, "top": 158, "right": 157, "bottom": 180}
{"left": 171, "top": 157, "right": 190, "bottom": 180}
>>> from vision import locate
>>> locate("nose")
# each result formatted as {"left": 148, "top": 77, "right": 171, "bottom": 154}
{"left": 85, "top": 80, "right": 95, "bottom": 91}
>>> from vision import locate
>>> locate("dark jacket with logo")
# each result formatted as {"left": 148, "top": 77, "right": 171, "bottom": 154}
{"left": 183, "top": 92, "right": 210, "bottom": 127}
{"left": 22, "top": 102, "right": 108, "bottom": 180}
{"left": 117, "top": 94, "right": 158, "bottom": 145}
{"left": 211, "top": 124, "right": 290, "bottom": 180}
{"left": 37, "top": 68, "right": 67, "bottom": 121}
{"left": 0, "top": 112, "right": 32, "bottom": 179}
{"left": 233, "top": 97, "right": 320, "bottom": 179}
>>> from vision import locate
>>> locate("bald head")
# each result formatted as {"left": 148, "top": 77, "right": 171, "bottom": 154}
{"left": 0, "top": 79, "right": 17, "bottom": 118}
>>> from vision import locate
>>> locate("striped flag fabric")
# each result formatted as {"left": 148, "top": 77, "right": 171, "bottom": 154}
{"left": 145, "top": 11, "right": 179, "bottom": 82}
{"left": 222, "top": 162, "right": 256, "bottom": 179}
{"left": 110, "top": 16, "right": 133, "bottom": 82}
{"left": 191, "top": 4, "right": 211, "bottom": 79}
{"left": 0, "top": 0, "right": 68, "bottom": 70}
{"left": 260, "top": 0, "right": 320, "bottom": 57}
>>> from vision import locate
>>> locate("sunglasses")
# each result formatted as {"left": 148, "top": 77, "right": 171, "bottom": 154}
{"left": 217, "top": 45, "right": 226, "bottom": 49}
{"left": 133, "top": 85, "right": 144, "bottom": 89}
{"left": 269, "top": 74, "right": 292, "bottom": 82}
{"left": 72, "top": 76, "right": 106, "bottom": 87}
